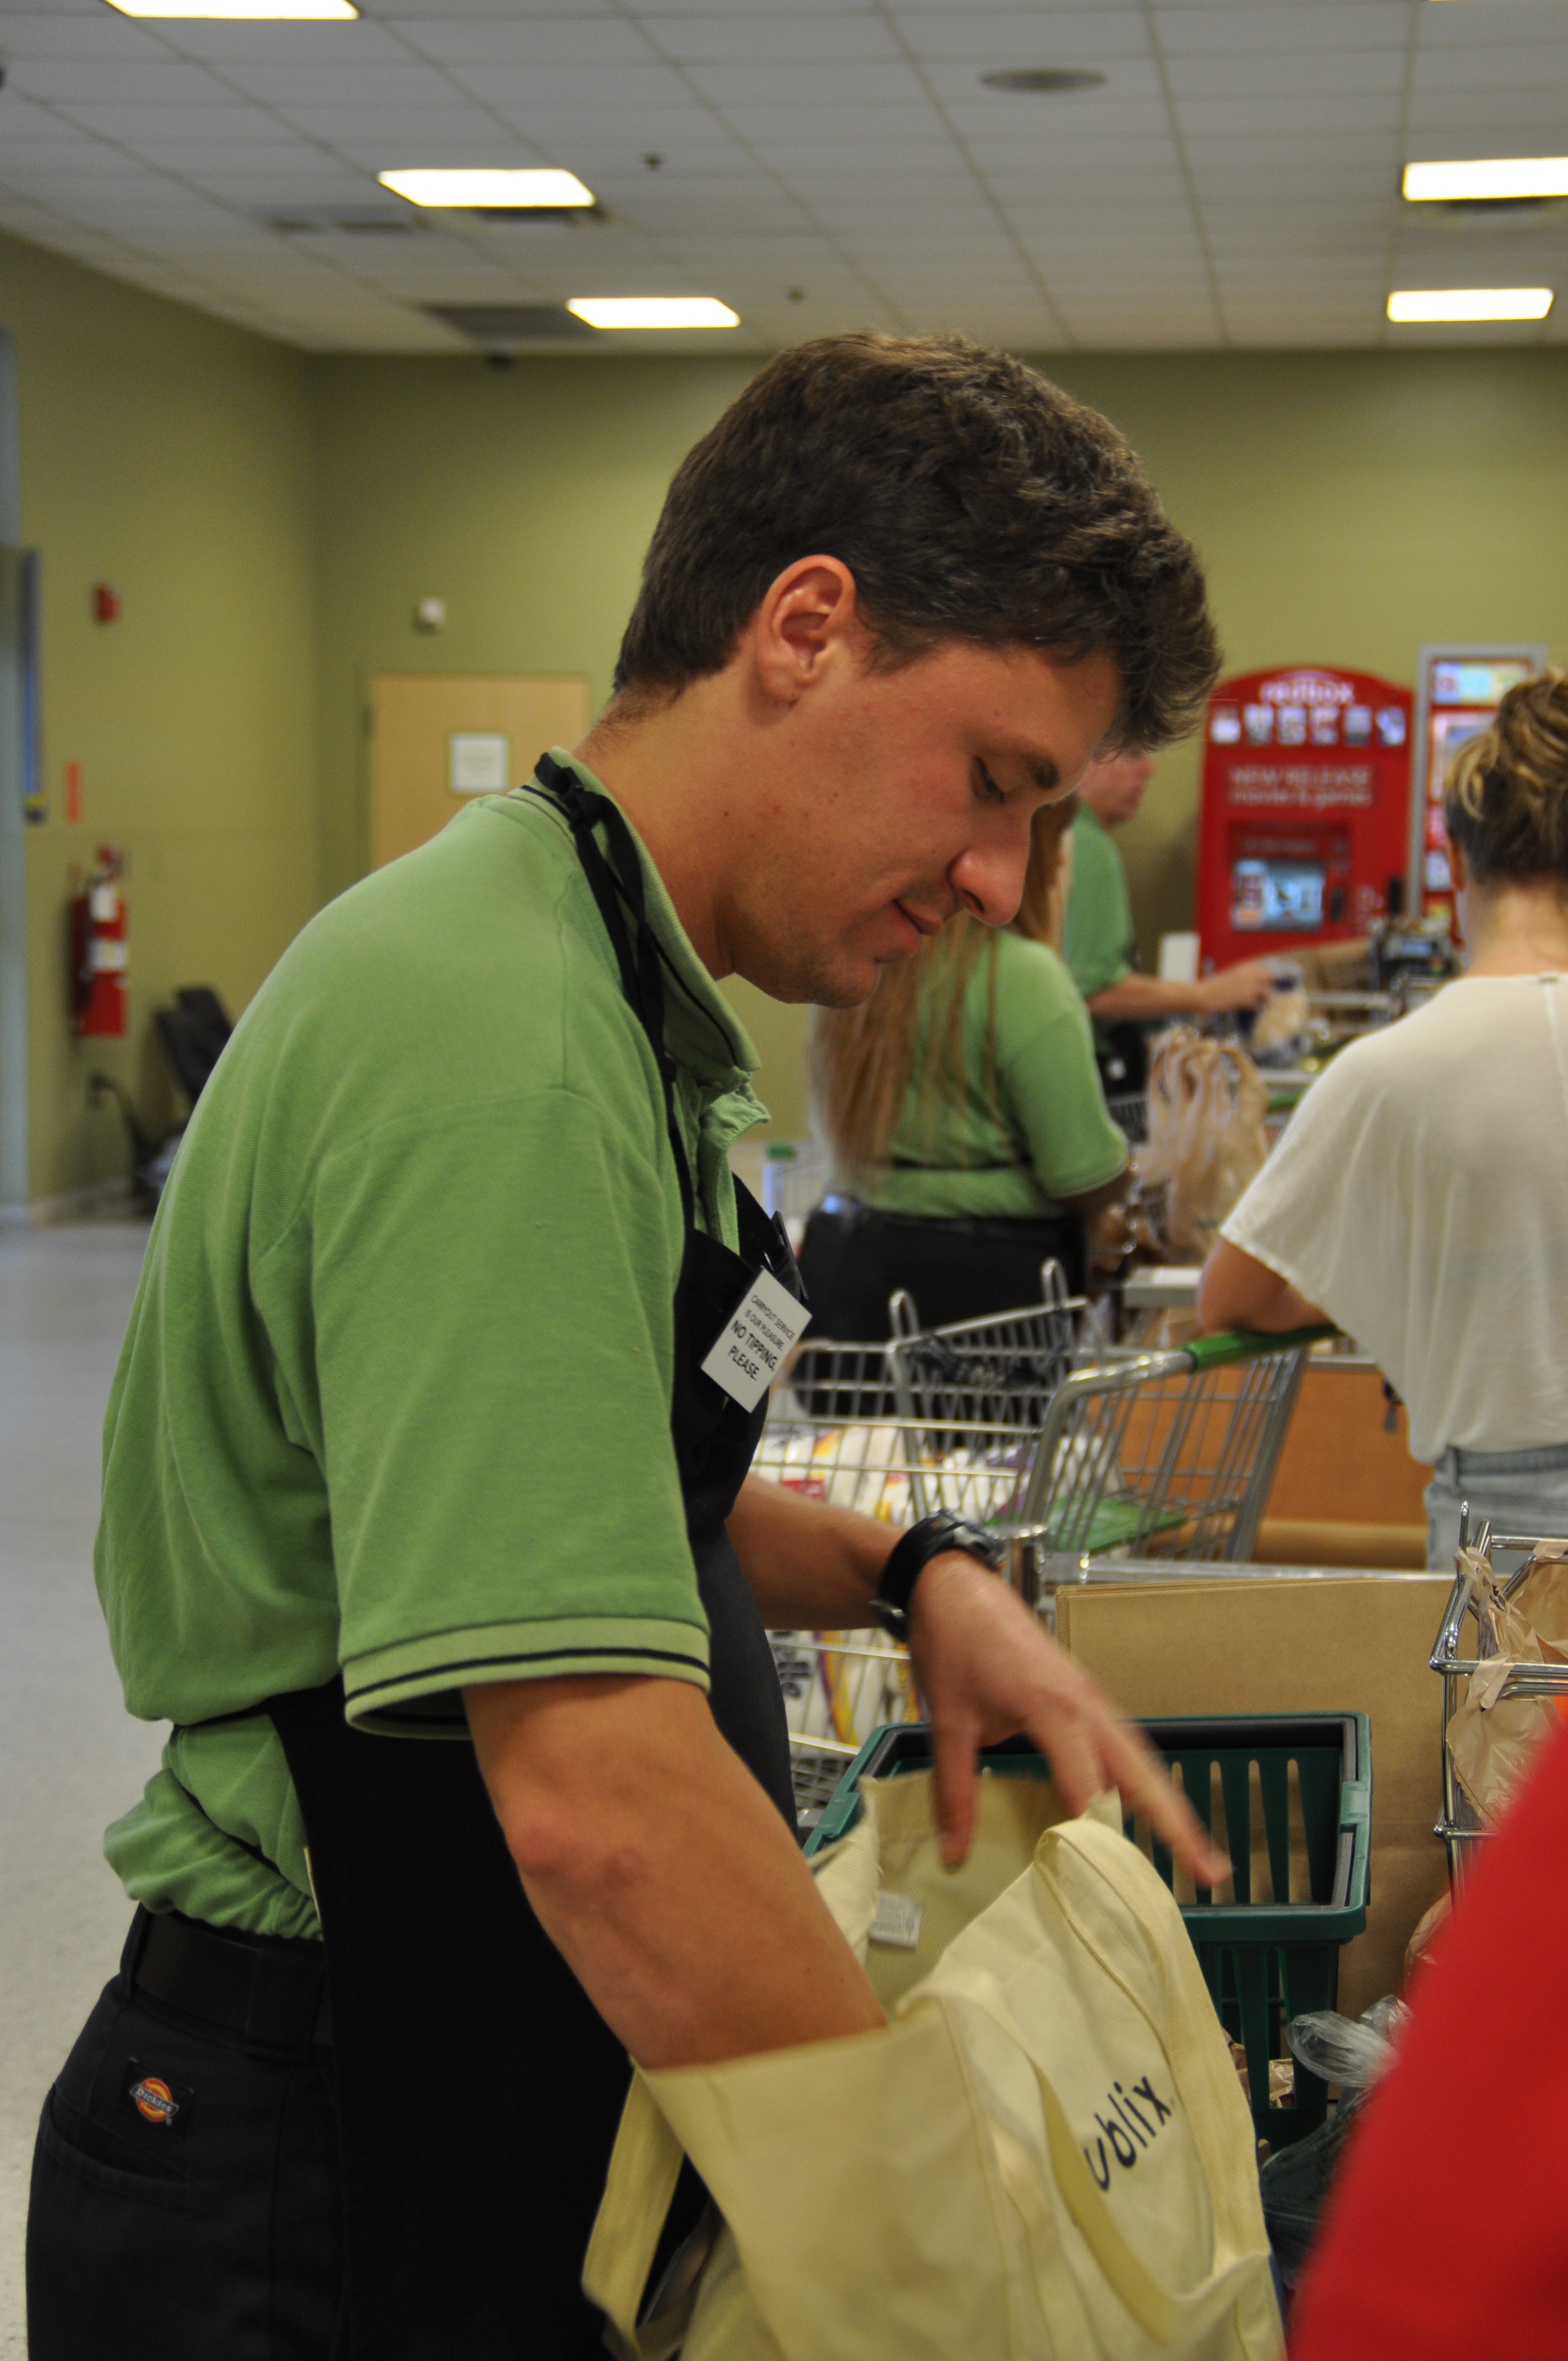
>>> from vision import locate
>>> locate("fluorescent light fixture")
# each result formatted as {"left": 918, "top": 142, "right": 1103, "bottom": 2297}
{"left": 378, "top": 169, "right": 595, "bottom": 210}
{"left": 567, "top": 297, "right": 739, "bottom": 330}
{"left": 106, "top": 0, "right": 356, "bottom": 14}
{"left": 1387, "top": 287, "right": 1554, "bottom": 322}
{"left": 1403, "top": 157, "right": 1568, "bottom": 203}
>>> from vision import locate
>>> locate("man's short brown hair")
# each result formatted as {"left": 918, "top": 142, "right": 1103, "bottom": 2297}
{"left": 614, "top": 332, "right": 1219, "bottom": 750}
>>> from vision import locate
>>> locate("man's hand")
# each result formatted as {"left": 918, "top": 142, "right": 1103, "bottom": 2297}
{"left": 1196, "top": 960, "right": 1276, "bottom": 1015}
{"left": 907, "top": 1553, "right": 1231, "bottom": 1885}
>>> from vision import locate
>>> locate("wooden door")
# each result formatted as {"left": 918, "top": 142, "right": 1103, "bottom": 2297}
{"left": 369, "top": 673, "right": 590, "bottom": 869}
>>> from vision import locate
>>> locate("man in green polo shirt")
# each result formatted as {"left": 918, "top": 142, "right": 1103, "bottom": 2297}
{"left": 30, "top": 333, "right": 1230, "bottom": 2361}
{"left": 1064, "top": 747, "right": 1275, "bottom": 1089}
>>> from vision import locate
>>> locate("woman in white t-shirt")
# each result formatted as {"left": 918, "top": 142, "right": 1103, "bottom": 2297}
{"left": 1197, "top": 670, "right": 1568, "bottom": 1568}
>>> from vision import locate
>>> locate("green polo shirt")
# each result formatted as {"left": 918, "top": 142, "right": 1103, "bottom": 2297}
{"left": 1061, "top": 807, "right": 1137, "bottom": 1037}
{"left": 97, "top": 751, "right": 766, "bottom": 1940}
{"left": 853, "top": 929, "right": 1128, "bottom": 1220}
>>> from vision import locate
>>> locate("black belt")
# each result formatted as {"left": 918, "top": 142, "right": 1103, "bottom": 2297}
{"left": 128, "top": 1905, "right": 333, "bottom": 2051}
{"left": 818, "top": 1199, "right": 1071, "bottom": 1241}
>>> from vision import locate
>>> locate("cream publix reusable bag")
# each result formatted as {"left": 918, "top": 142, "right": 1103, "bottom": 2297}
{"left": 584, "top": 1771, "right": 1282, "bottom": 2361}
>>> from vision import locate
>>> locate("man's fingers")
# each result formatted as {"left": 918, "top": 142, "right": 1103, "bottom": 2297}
{"left": 929, "top": 1716, "right": 980, "bottom": 1867}
{"left": 1102, "top": 1722, "right": 1230, "bottom": 1886}
{"left": 1022, "top": 1711, "right": 1104, "bottom": 1821}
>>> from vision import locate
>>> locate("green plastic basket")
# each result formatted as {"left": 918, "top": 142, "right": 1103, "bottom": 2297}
{"left": 805, "top": 1712, "right": 1370, "bottom": 2150}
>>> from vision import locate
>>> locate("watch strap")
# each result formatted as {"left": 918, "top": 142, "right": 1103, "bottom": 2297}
{"left": 871, "top": 1510, "right": 1005, "bottom": 1639}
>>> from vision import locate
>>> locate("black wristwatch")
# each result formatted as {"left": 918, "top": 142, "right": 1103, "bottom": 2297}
{"left": 870, "top": 1511, "right": 1006, "bottom": 1640}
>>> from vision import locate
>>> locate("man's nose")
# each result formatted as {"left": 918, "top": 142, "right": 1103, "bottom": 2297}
{"left": 949, "top": 817, "right": 1033, "bottom": 927}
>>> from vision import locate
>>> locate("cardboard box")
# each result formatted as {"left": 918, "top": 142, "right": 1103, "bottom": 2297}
{"left": 1055, "top": 1572, "right": 1452, "bottom": 2016}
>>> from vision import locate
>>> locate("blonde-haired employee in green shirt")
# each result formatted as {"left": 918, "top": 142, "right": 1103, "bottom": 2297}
{"left": 804, "top": 801, "right": 1127, "bottom": 1331}
{"left": 29, "top": 334, "right": 1227, "bottom": 2361}
{"left": 1064, "top": 747, "right": 1275, "bottom": 1089}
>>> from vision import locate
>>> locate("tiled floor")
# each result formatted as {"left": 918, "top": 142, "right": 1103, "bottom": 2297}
{"left": 0, "top": 1222, "right": 161, "bottom": 2360}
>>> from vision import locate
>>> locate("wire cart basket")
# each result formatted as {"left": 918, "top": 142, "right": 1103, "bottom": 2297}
{"left": 759, "top": 1308, "right": 1327, "bottom": 1825}
{"left": 1430, "top": 1510, "right": 1568, "bottom": 1889}
{"left": 1006, "top": 1326, "right": 1328, "bottom": 1571}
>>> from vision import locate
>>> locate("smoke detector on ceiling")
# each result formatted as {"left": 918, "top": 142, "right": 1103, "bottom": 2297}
{"left": 980, "top": 68, "right": 1106, "bottom": 94}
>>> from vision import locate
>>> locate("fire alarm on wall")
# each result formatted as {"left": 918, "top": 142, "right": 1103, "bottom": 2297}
{"left": 92, "top": 584, "right": 120, "bottom": 624}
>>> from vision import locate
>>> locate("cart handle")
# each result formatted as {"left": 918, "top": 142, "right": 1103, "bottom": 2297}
{"left": 1182, "top": 1324, "right": 1337, "bottom": 1372}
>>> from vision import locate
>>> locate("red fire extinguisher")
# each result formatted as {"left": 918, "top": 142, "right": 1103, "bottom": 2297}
{"left": 70, "top": 845, "right": 128, "bottom": 1038}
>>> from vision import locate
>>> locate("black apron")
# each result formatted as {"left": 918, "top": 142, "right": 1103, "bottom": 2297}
{"left": 265, "top": 755, "right": 801, "bottom": 2359}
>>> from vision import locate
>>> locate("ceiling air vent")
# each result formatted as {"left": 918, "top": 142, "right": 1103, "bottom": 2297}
{"left": 426, "top": 304, "right": 597, "bottom": 348}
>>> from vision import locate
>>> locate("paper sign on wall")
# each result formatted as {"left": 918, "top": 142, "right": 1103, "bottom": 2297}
{"left": 448, "top": 732, "right": 511, "bottom": 795}
{"left": 701, "top": 1267, "right": 810, "bottom": 1413}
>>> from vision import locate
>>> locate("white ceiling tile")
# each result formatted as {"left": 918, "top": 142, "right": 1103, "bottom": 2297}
{"left": 1174, "top": 95, "right": 1402, "bottom": 135}
{"left": 1166, "top": 47, "right": 1406, "bottom": 95}
{"left": 683, "top": 60, "right": 927, "bottom": 105}
{"left": 894, "top": 10, "right": 1153, "bottom": 63}
{"left": 1405, "top": 89, "right": 1568, "bottom": 134}
{"left": 151, "top": 20, "right": 417, "bottom": 64}
{"left": 1413, "top": 41, "right": 1568, "bottom": 94}
{"left": 648, "top": 14, "right": 900, "bottom": 63}
{"left": 56, "top": 103, "right": 330, "bottom": 142}
{"left": 389, "top": 18, "right": 656, "bottom": 64}
{"left": 944, "top": 98, "right": 1173, "bottom": 138}
{"left": 0, "top": 95, "right": 88, "bottom": 141}
{"left": 217, "top": 63, "right": 468, "bottom": 104}
{"left": 1417, "top": 0, "right": 1568, "bottom": 48}
{"left": 6, "top": 59, "right": 238, "bottom": 104}
{"left": 1155, "top": 4, "right": 1409, "bottom": 56}
{"left": 442, "top": 59, "right": 696, "bottom": 105}
{"left": 0, "top": 13, "right": 171, "bottom": 61}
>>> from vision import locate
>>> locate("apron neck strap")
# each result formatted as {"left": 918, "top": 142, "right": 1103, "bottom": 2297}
{"left": 526, "top": 753, "right": 696, "bottom": 1237}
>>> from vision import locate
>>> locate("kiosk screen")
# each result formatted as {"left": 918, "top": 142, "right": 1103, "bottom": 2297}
{"left": 1231, "top": 858, "right": 1326, "bottom": 931}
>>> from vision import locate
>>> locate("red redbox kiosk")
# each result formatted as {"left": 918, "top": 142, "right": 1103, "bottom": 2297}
{"left": 1196, "top": 665, "right": 1413, "bottom": 971}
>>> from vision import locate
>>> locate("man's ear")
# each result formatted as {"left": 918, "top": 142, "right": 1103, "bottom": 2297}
{"left": 747, "top": 556, "right": 862, "bottom": 706}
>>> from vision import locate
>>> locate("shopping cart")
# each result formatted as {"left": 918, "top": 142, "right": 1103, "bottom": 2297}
{"left": 886, "top": 1259, "right": 1104, "bottom": 1434}
{"left": 1429, "top": 1510, "right": 1568, "bottom": 1889}
{"left": 1005, "top": 1326, "right": 1330, "bottom": 1568}
{"left": 1104, "top": 1090, "right": 1147, "bottom": 1145}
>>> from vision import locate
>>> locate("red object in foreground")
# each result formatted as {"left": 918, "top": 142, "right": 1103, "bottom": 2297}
{"left": 1289, "top": 1717, "right": 1568, "bottom": 2360}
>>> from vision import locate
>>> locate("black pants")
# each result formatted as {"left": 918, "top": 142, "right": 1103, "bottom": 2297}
{"left": 797, "top": 1205, "right": 1084, "bottom": 1341}
{"left": 27, "top": 1921, "right": 344, "bottom": 2360}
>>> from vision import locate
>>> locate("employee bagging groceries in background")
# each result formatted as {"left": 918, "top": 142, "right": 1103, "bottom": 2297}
{"left": 28, "top": 333, "right": 1228, "bottom": 2361}
{"left": 1063, "top": 744, "right": 1276, "bottom": 1092}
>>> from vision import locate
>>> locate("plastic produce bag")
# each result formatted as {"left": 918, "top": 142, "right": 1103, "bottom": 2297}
{"left": 1257, "top": 1999, "right": 1406, "bottom": 2287}
{"left": 1446, "top": 1541, "right": 1568, "bottom": 1823}
{"left": 585, "top": 1771, "right": 1281, "bottom": 2361}
{"left": 1243, "top": 967, "right": 1311, "bottom": 1069}
{"left": 1134, "top": 1029, "right": 1270, "bottom": 1260}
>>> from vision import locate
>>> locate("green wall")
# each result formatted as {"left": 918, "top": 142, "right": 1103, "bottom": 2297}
{"left": 307, "top": 349, "right": 809, "bottom": 1119}
{"left": 7, "top": 224, "right": 1568, "bottom": 1192}
{"left": 312, "top": 340, "right": 1568, "bottom": 1136}
{"left": 0, "top": 230, "right": 318, "bottom": 1202}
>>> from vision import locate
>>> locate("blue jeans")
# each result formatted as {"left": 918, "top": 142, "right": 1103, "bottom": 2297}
{"left": 1425, "top": 1442, "right": 1568, "bottom": 1571}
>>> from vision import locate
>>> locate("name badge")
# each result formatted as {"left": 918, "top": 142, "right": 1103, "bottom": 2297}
{"left": 701, "top": 1266, "right": 810, "bottom": 1413}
